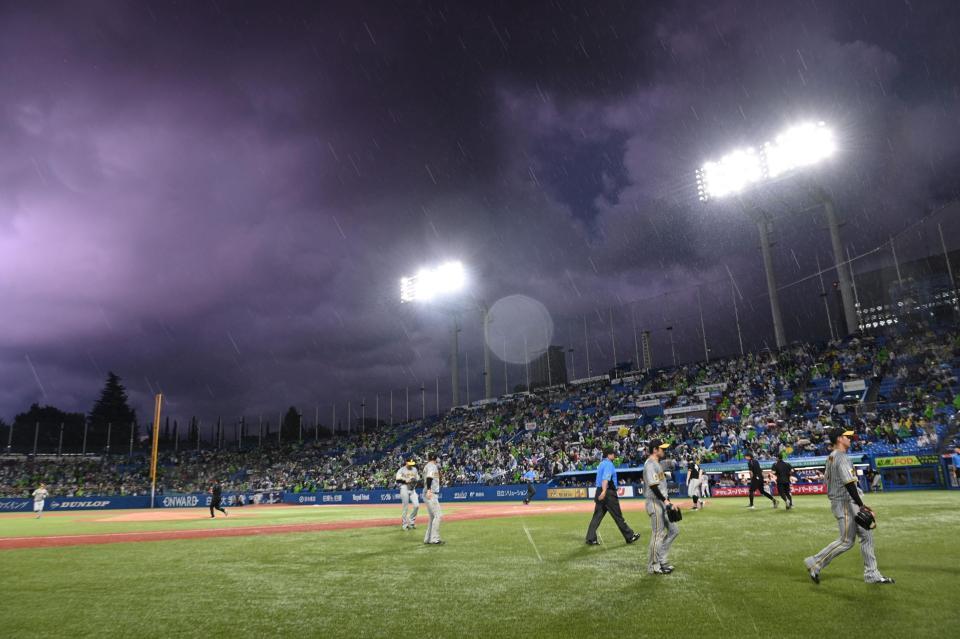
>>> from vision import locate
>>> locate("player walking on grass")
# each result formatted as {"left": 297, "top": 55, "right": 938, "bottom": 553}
{"left": 744, "top": 451, "right": 777, "bottom": 509}
{"left": 804, "top": 428, "right": 894, "bottom": 585}
{"left": 644, "top": 440, "right": 679, "bottom": 574}
{"left": 209, "top": 481, "right": 228, "bottom": 518}
{"left": 686, "top": 460, "right": 704, "bottom": 510}
{"left": 32, "top": 483, "right": 49, "bottom": 519}
{"left": 584, "top": 447, "right": 641, "bottom": 546}
{"left": 422, "top": 452, "right": 444, "bottom": 545}
{"left": 396, "top": 459, "right": 420, "bottom": 530}
{"left": 773, "top": 452, "right": 795, "bottom": 509}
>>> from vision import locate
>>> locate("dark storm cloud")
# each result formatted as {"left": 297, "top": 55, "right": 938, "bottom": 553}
{"left": 1, "top": 0, "right": 958, "bottom": 424}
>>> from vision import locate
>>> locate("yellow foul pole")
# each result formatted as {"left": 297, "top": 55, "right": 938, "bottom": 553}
{"left": 149, "top": 394, "right": 163, "bottom": 508}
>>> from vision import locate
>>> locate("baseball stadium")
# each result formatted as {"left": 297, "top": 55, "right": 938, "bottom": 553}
{"left": 3, "top": 2, "right": 960, "bottom": 638}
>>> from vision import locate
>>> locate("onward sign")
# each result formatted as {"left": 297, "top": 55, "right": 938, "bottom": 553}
{"left": 875, "top": 455, "right": 940, "bottom": 468}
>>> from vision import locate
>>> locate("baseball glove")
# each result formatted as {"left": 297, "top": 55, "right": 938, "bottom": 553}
{"left": 666, "top": 504, "right": 682, "bottom": 523}
{"left": 854, "top": 506, "right": 876, "bottom": 530}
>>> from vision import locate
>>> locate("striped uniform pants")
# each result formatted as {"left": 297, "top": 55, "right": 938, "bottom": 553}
{"left": 646, "top": 501, "right": 679, "bottom": 573}
{"left": 808, "top": 500, "right": 881, "bottom": 582}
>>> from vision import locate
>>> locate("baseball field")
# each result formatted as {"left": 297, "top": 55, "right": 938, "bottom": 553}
{"left": 2, "top": 492, "right": 958, "bottom": 638}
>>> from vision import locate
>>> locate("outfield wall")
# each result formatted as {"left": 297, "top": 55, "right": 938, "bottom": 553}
{"left": 0, "top": 491, "right": 278, "bottom": 512}
{"left": 285, "top": 484, "right": 546, "bottom": 505}
{"left": 2, "top": 474, "right": 953, "bottom": 512}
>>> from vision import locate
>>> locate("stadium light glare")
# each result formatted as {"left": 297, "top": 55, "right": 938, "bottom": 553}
{"left": 764, "top": 122, "right": 835, "bottom": 178}
{"left": 696, "top": 147, "right": 763, "bottom": 201}
{"left": 400, "top": 260, "right": 466, "bottom": 303}
{"left": 696, "top": 121, "right": 835, "bottom": 201}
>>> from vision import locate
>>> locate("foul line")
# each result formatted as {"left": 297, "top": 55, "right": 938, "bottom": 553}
{"left": 522, "top": 525, "right": 543, "bottom": 562}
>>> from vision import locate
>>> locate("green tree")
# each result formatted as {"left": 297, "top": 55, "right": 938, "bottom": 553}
{"left": 11, "top": 404, "right": 86, "bottom": 452}
{"left": 88, "top": 372, "right": 138, "bottom": 448}
{"left": 282, "top": 407, "right": 301, "bottom": 442}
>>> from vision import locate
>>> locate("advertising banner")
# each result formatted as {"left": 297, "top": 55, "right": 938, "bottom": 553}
{"left": 46, "top": 496, "right": 151, "bottom": 510}
{"left": 664, "top": 403, "right": 708, "bottom": 416}
{"left": 587, "top": 486, "right": 635, "bottom": 498}
{"left": 695, "top": 382, "right": 727, "bottom": 393}
{"left": 570, "top": 374, "right": 610, "bottom": 386}
{"left": 875, "top": 455, "right": 941, "bottom": 468}
{"left": 547, "top": 488, "right": 587, "bottom": 499}
{"left": 286, "top": 489, "right": 403, "bottom": 505}
{"left": 0, "top": 499, "right": 32, "bottom": 512}
{"left": 710, "top": 484, "right": 826, "bottom": 497}
{"left": 154, "top": 492, "right": 277, "bottom": 508}
{"left": 636, "top": 390, "right": 676, "bottom": 401}
{"left": 284, "top": 484, "right": 550, "bottom": 505}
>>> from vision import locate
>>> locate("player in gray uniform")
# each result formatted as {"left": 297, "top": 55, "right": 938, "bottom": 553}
{"left": 804, "top": 428, "right": 894, "bottom": 585}
{"left": 422, "top": 451, "right": 444, "bottom": 545}
{"left": 396, "top": 460, "right": 420, "bottom": 530}
{"left": 643, "top": 439, "right": 679, "bottom": 575}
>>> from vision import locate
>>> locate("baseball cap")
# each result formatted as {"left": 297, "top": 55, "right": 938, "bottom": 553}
{"left": 647, "top": 439, "right": 670, "bottom": 452}
{"left": 828, "top": 428, "right": 855, "bottom": 444}
{"left": 744, "top": 450, "right": 753, "bottom": 458}
{"left": 406, "top": 460, "right": 416, "bottom": 467}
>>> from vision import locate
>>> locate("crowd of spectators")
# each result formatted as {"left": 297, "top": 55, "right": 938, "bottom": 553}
{"left": 1, "top": 327, "right": 957, "bottom": 499}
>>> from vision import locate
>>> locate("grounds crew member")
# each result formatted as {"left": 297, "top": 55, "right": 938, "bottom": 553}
{"left": 32, "top": 483, "right": 49, "bottom": 519}
{"left": 804, "top": 428, "right": 894, "bottom": 585}
{"left": 522, "top": 466, "right": 537, "bottom": 505}
{"left": 644, "top": 440, "right": 679, "bottom": 574}
{"left": 744, "top": 450, "right": 777, "bottom": 509}
{"left": 773, "top": 452, "right": 795, "bottom": 509}
{"left": 396, "top": 459, "right": 420, "bottom": 530}
{"left": 422, "top": 452, "right": 444, "bottom": 545}
{"left": 584, "top": 447, "right": 641, "bottom": 546}
{"left": 209, "top": 480, "right": 228, "bottom": 518}
{"left": 686, "top": 459, "right": 704, "bottom": 510}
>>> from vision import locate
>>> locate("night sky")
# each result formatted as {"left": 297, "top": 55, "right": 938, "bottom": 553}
{"left": 2, "top": 0, "right": 959, "bottom": 426}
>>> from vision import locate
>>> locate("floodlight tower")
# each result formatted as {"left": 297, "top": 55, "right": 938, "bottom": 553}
{"left": 401, "top": 260, "right": 467, "bottom": 407}
{"left": 696, "top": 121, "right": 845, "bottom": 348}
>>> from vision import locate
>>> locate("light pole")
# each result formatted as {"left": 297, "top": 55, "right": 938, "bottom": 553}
{"left": 400, "top": 260, "right": 467, "bottom": 406}
{"left": 697, "top": 121, "right": 838, "bottom": 347}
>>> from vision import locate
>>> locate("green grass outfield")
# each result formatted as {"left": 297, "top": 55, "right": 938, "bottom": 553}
{"left": 2, "top": 492, "right": 959, "bottom": 638}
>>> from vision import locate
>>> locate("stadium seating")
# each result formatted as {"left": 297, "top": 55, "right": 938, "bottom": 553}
{"left": 1, "top": 328, "right": 957, "bottom": 497}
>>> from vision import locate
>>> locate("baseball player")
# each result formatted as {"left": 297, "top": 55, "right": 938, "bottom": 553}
{"left": 686, "top": 459, "right": 704, "bottom": 510}
{"left": 522, "top": 466, "right": 537, "bottom": 505}
{"left": 773, "top": 452, "right": 795, "bottom": 509}
{"left": 422, "top": 452, "right": 444, "bottom": 545}
{"left": 699, "top": 472, "right": 711, "bottom": 502}
{"left": 209, "top": 481, "right": 228, "bottom": 518}
{"left": 32, "top": 483, "right": 49, "bottom": 519}
{"left": 804, "top": 428, "right": 894, "bottom": 585}
{"left": 644, "top": 440, "right": 679, "bottom": 574}
{"left": 744, "top": 451, "right": 777, "bottom": 509}
{"left": 396, "top": 459, "right": 420, "bottom": 530}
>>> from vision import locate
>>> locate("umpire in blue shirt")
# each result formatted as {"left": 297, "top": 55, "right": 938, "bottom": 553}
{"left": 585, "top": 447, "right": 641, "bottom": 545}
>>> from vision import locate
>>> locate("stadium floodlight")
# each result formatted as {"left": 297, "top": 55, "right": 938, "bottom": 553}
{"left": 400, "top": 260, "right": 466, "bottom": 303}
{"left": 696, "top": 147, "right": 763, "bottom": 201}
{"left": 764, "top": 122, "right": 835, "bottom": 178}
{"left": 695, "top": 119, "right": 851, "bottom": 350}
{"left": 696, "top": 121, "right": 835, "bottom": 201}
